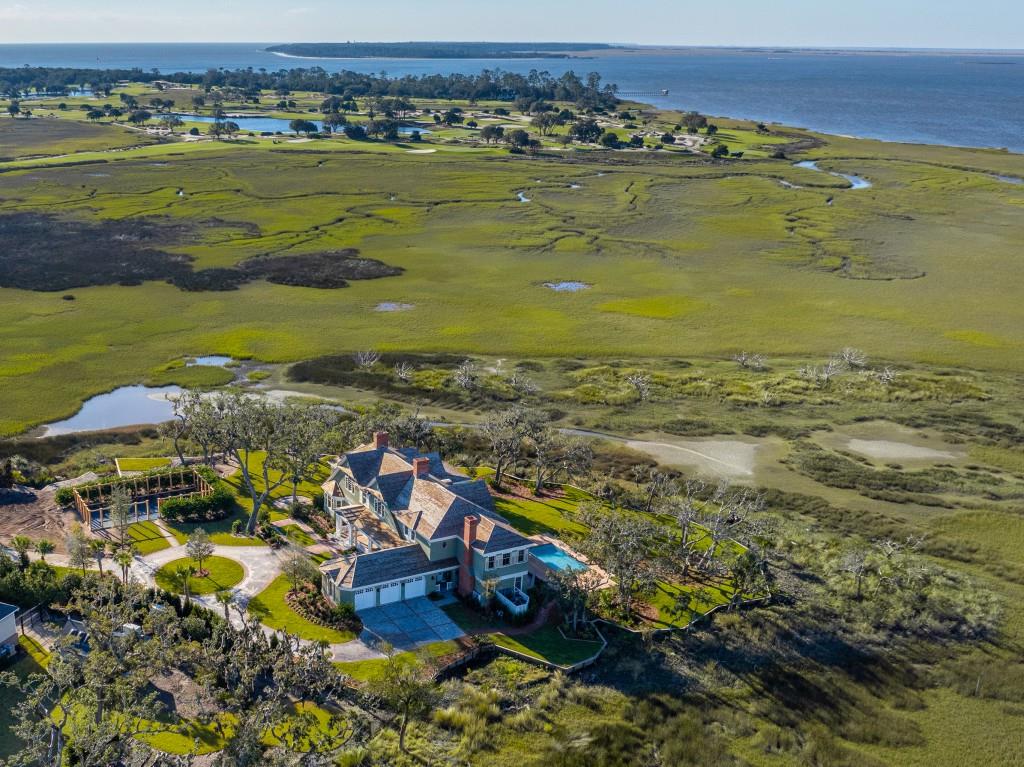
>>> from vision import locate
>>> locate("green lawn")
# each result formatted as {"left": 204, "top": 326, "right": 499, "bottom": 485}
{"left": 0, "top": 637, "right": 49, "bottom": 758}
{"left": 122, "top": 521, "right": 171, "bottom": 555}
{"left": 491, "top": 486, "right": 592, "bottom": 537}
{"left": 154, "top": 555, "right": 244, "bottom": 595}
{"left": 246, "top": 575, "right": 355, "bottom": 644}
{"left": 642, "top": 579, "right": 737, "bottom": 628}
{"left": 116, "top": 457, "right": 172, "bottom": 472}
{"left": 489, "top": 626, "right": 602, "bottom": 667}
{"left": 279, "top": 524, "right": 317, "bottom": 547}
{"left": 334, "top": 640, "right": 460, "bottom": 682}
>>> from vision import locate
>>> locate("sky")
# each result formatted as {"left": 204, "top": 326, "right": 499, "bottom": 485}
{"left": 0, "top": 0, "right": 1021, "bottom": 49}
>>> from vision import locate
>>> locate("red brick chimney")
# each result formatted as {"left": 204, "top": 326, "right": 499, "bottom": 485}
{"left": 412, "top": 457, "right": 430, "bottom": 477}
{"left": 373, "top": 431, "right": 389, "bottom": 449}
{"left": 458, "top": 515, "right": 479, "bottom": 596}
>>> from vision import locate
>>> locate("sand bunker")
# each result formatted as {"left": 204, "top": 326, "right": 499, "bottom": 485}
{"left": 846, "top": 439, "right": 956, "bottom": 461}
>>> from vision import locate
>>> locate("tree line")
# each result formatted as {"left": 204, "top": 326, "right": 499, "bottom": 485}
{"left": 0, "top": 66, "right": 620, "bottom": 111}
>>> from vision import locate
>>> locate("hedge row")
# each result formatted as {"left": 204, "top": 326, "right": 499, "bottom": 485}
{"left": 159, "top": 485, "right": 235, "bottom": 522}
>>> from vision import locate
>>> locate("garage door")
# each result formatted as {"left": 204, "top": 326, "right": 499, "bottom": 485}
{"left": 378, "top": 583, "right": 402, "bottom": 605}
{"left": 354, "top": 590, "right": 376, "bottom": 611}
{"left": 403, "top": 577, "right": 426, "bottom": 599}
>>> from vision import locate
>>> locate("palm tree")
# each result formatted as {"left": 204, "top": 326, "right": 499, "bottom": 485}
{"left": 88, "top": 539, "right": 107, "bottom": 575}
{"left": 169, "top": 565, "right": 196, "bottom": 605}
{"left": 214, "top": 589, "right": 233, "bottom": 621}
{"left": 113, "top": 545, "right": 136, "bottom": 584}
{"left": 10, "top": 535, "right": 33, "bottom": 569}
{"left": 35, "top": 539, "right": 55, "bottom": 562}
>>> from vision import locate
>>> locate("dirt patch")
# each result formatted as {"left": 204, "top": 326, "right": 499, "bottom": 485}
{"left": 0, "top": 486, "right": 72, "bottom": 552}
{"left": 148, "top": 668, "right": 220, "bottom": 720}
{"left": 623, "top": 434, "right": 762, "bottom": 479}
{"left": 846, "top": 439, "right": 956, "bottom": 462}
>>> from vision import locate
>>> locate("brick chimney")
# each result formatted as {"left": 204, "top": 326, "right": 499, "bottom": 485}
{"left": 458, "top": 515, "right": 479, "bottom": 596}
{"left": 373, "top": 431, "right": 389, "bottom": 449}
{"left": 412, "top": 457, "right": 430, "bottom": 477}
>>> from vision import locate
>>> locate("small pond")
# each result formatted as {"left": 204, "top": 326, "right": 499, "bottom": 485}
{"left": 375, "top": 302, "right": 415, "bottom": 312}
{"left": 543, "top": 281, "right": 590, "bottom": 292}
{"left": 41, "top": 385, "right": 181, "bottom": 437}
{"left": 172, "top": 113, "right": 430, "bottom": 136}
{"left": 516, "top": 191, "right": 531, "bottom": 203}
{"left": 794, "top": 160, "right": 872, "bottom": 189}
{"left": 995, "top": 174, "right": 1023, "bottom": 185}
{"left": 187, "top": 355, "right": 234, "bottom": 367}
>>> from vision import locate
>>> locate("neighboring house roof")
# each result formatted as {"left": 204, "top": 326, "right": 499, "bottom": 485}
{"left": 0, "top": 602, "right": 17, "bottom": 621}
{"left": 320, "top": 545, "right": 458, "bottom": 590}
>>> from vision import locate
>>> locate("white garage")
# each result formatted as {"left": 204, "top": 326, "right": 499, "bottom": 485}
{"left": 354, "top": 589, "right": 376, "bottom": 611}
{"left": 402, "top": 576, "right": 426, "bottom": 599}
{"left": 378, "top": 582, "right": 402, "bottom": 605}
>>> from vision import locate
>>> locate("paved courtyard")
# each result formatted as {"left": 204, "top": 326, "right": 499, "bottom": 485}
{"left": 358, "top": 597, "right": 465, "bottom": 649}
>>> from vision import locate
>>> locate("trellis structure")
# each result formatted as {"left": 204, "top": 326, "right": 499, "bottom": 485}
{"left": 72, "top": 467, "right": 213, "bottom": 531}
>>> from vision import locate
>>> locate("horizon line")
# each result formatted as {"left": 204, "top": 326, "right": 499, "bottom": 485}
{"left": 0, "top": 41, "right": 1022, "bottom": 54}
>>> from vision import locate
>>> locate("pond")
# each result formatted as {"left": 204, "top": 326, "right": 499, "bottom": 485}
{"left": 171, "top": 113, "right": 430, "bottom": 135}
{"left": 187, "top": 355, "right": 234, "bottom": 367}
{"left": 543, "top": 281, "right": 590, "bottom": 292}
{"left": 516, "top": 191, "right": 531, "bottom": 202}
{"left": 995, "top": 175, "right": 1023, "bottom": 185}
{"left": 41, "top": 385, "right": 181, "bottom": 436}
{"left": 794, "top": 160, "right": 872, "bottom": 189}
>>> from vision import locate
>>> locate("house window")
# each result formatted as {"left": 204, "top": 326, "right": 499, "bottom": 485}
{"left": 487, "top": 556, "right": 495, "bottom": 569}
{"left": 502, "top": 552, "right": 511, "bottom": 567}
{"left": 517, "top": 550, "right": 525, "bottom": 563}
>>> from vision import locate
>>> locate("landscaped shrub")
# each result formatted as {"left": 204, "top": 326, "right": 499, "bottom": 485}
{"left": 55, "top": 486, "right": 75, "bottom": 506}
{"left": 159, "top": 484, "right": 234, "bottom": 522}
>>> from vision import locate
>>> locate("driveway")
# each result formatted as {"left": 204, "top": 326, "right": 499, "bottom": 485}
{"left": 358, "top": 597, "right": 464, "bottom": 650}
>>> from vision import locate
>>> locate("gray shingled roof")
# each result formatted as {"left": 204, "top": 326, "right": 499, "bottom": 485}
{"left": 321, "top": 546, "right": 458, "bottom": 589}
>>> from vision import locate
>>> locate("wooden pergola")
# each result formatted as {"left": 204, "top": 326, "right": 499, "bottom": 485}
{"left": 72, "top": 466, "right": 213, "bottom": 530}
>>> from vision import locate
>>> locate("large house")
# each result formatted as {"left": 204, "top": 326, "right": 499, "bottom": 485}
{"left": 319, "top": 432, "right": 536, "bottom": 614}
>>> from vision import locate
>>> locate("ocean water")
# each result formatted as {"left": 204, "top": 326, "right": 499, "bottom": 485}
{"left": 0, "top": 43, "right": 1021, "bottom": 151}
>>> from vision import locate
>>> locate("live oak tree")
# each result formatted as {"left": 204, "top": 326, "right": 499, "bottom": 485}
{"left": 527, "top": 426, "right": 592, "bottom": 495}
{"left": 368, "top": 645, "right": 439, "bottom": 754}
{"left": 578, "top": 505, "right": 659, "bottom": 615}
{"left": 480, "top": 406, "right": 542, "bottom": 488}
{"left": 191, "top": 392, "right": 334, "bottom": 535}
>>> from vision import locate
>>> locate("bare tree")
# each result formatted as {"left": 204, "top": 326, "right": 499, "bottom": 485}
{"left": 452, "top": 359, "right": 478, "bottom": 390}
{"left": 733, "top": 351, "right": 766, "bottom": 370}
{"left": 625, "top": 373, "right": 652, "bottom": 402}
{"left": 393, "top": 361, "right": 414, "bottom": 382}
{"left": 839, "top": 347, "right": 868, "bottom": 368}
{"left": 875, "top": 365, "right": 898, "bottom": 385}
{"left": 508, "top": 370, "right": 538, "bottom": 396}
{"left": 838, "top": 547, "right": 874, "bottom": 601}
{"left": 353, "top": 350, "right": 380, "bottom": 369}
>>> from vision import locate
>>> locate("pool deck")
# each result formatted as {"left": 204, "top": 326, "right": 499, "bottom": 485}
{"left": 528, "top": 534, "right": 612, "bottom": 588}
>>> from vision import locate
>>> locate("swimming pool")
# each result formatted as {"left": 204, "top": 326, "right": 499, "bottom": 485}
{"left": 531, "top": 543, "right": 588, "bottom": 572}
